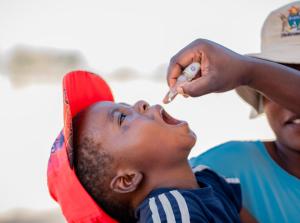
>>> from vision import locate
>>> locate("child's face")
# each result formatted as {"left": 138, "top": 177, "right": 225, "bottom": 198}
{"left": 80, "top": 100, "right": 196, "bottom": 172}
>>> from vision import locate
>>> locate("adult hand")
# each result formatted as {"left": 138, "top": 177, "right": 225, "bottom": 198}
{"left": 163, "top": 39, "right": 251, "bottom": 103}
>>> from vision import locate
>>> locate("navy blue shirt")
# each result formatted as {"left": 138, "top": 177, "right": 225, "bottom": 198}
{"left": 135, "top": 165, "right": 242, "bottom": 223}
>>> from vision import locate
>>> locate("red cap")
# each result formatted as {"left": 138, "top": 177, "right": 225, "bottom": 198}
{"left": 47, "top": 71, "right": 118, "bottom": 223}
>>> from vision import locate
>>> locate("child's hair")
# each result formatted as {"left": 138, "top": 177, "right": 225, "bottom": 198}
{"left": 72, "top": 111, "right": 136, "bottom": 222}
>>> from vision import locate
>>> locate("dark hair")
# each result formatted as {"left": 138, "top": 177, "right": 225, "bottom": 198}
{"left": 73, "top": 111, "right": 136, "bottom": 222}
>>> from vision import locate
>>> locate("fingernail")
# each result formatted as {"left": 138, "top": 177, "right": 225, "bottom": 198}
{"left": 176, "top": 86, "right": 184, "bottom": 95}
{"left": 163, "top": 98, "right": 169, "bottom": 104}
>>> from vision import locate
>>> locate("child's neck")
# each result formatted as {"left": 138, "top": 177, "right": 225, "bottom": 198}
{"left": 150, "top": 161, "right": 199, "bottom": 189}
{"left": 131, "top": 160, "right": 198, "bottom": 209}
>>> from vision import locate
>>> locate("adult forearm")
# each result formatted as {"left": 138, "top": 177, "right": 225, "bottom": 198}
{"left": 247, "top": 58, "right": 300, "bottom": 113}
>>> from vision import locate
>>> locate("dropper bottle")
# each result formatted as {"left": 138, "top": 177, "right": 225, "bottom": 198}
{"left": 166, "top": 62, "right": 201, "bottom": 103}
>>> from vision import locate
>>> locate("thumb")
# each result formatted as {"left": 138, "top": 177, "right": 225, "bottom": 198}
{"left": 181, "top": 77, "right": 213, "bottom": 97}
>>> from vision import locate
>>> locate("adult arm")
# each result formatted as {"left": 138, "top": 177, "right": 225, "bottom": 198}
{"left": 164, "top": 38, "right": 300, "bottom": 114}
{"left": 246, "top": 58, "right": 300, "bottom": 114}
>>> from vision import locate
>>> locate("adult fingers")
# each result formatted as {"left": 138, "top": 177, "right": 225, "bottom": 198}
{"left": 167, "top": 48, "right": 202, "bottom": 87}
{"left": 167, "top": 62, "right": 183, "bottom": 88}
{"left": 181, "top": 76, "right": 213, "bottom": 97}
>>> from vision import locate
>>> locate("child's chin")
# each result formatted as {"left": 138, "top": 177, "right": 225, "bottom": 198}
{"left": 183, "top": 136, "right": 197, "bottom": 154}
{"left": 187, "top": 130, "right": 197, "bottom": 145}
{"left": 190, "top": 130, "right": 197, "bottom": 140}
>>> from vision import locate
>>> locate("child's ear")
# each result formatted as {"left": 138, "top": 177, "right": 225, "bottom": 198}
{"left": 110, "top": 170, "right": 143, "bottom": 194}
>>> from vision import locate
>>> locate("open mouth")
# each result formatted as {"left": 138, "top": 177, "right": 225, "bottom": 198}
{"left": 285, "top": 116, "right": 300, "bottom": 125}
{"left": 292, "top": 119, "right": 300, "bottom": 124}
{"left": 160, "top": 108, "right": 184, "bottom": 125}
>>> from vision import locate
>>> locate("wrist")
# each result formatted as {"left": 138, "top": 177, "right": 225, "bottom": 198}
{"left": 239, "top": 56, "right": 257, "bottom": 86}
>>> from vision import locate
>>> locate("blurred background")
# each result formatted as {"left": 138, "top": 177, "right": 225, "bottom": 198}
{"left": 0, "top": 0, "right": 291, "bottom": 222}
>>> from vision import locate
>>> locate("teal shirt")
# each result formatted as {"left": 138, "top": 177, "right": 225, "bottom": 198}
{"left": 189, "top": 141, "right": 300, "bottom": 223}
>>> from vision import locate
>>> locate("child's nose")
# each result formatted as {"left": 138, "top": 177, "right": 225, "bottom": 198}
{"left": 134, "top": 100, "right": 149, "bottom": 113}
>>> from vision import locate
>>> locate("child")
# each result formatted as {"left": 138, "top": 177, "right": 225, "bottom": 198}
{"left": 48, "top": 71, "right": 254, "bottom": 223}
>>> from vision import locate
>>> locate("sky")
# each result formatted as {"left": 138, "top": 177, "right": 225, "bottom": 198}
{"left": 0, "top": 0, "right": 293, "bottom": 214}
{"left": 0, "top": 0, "right": 291, "bottom": 73}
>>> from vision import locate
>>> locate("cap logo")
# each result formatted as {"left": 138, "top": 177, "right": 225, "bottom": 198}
{"left": 50, "top": 131, "right": 65, "bottom": 153}
{"left": 280, "top": 5, "right": 300, "bottom": 37}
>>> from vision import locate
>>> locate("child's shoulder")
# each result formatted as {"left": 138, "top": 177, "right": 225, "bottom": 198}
{"left": 192, "top": 164, "right": 242, "bottom": 211}
{"left": 192, "top": 165, "right": 240, "bottom": 195}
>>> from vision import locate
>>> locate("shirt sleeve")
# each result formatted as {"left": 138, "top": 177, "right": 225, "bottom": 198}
{"left": 219, "top": 174, "right": 242, "bottom": 213}
{"left": 136, "top": 191, "right": 208, "bottom": 223}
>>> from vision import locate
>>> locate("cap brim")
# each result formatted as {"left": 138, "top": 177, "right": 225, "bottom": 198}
{"left": 235, "top": 86, "right": 264, "bottom": 119}
{"left": 63, "top": 71, "right": 114, "bottom": 167}
{"left": 247, "top": 48, "right": 300, "bottom": 64}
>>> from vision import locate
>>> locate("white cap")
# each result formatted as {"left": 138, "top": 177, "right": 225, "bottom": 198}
{"left": 236, "top": 1, "right": 300, "bottom": 118}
